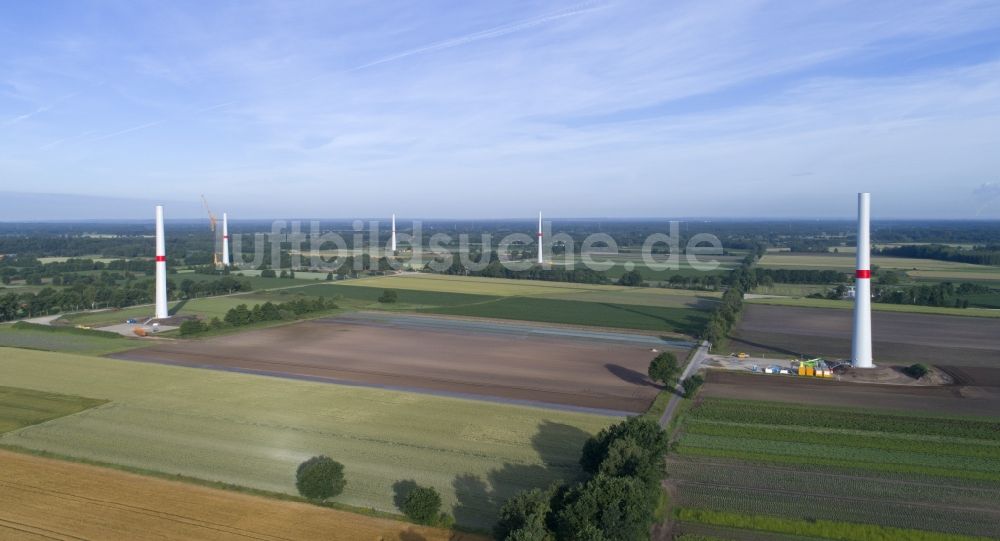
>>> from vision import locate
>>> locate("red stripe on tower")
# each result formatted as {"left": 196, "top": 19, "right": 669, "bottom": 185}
{"left": 856, "top": 269, "right": 870, "bottom": 279}
{"left": 155, "top": 255, "right": 166, "bottom": 262}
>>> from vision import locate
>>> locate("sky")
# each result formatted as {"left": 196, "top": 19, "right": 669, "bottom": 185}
{"left": 2, "top": 0, "right": 1000, "bottom": 220}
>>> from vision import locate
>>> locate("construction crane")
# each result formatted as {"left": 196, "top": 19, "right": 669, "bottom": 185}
{"left": 200, "top": 195, "right": 221, "bottom": 267}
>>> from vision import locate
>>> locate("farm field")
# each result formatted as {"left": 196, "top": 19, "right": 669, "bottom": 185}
{"left": 731, "top": 304, "right": 1000, "bottom": 367}
{"left": 0, "top": 323, "right": 143, "bottom": 355}
{"left": 286, "top": 278, "right": 713, "bottom": 335}
{"left": 757, "top": 253, "right": 1000, "bottom": 283}
{"left": 111, "top": 312, "right": 681, "bottom": 413}
{"left": 423, "top": 296, "right": 708, "bottom": 334}
{"left": 669, "top": 397, "right": 1000, "bottom": 539}
{"left": 0, "top": 450, "right": 482, "bottom": 541}
{"left": 59, "top": 293, "right": 278, "bottom": 327}
{"left": 0, "top": 386, "right": 105, "bottom": 434}
{"left": 336, "top": 273, "right": 721, "bottom": 306}
{"left": 698, "top": 371, "right": 1000, "bottom": 417}
{"left": 0, "top": 347, "right": 615, "bottom": 529}
{"left": 746, "top": 295, "right": 1000, "bottom": 318}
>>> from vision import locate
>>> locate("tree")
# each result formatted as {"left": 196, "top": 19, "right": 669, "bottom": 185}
{"left": 681, "top": 374, "right": 704, "bottom": 397}
{"left": 555, "top": 474, "right": 651, "bottom": 541}
{"left": 402, "top": 486, "right": 442, "bottom": 525}
{"left": 178, "top": 319, "right": 206, "bottom": 336}
{"left": 904, "top": 363, "right": 930, "bottom": 379}
{"left": 377, "top": 289, "right": 398, "bottom": 303}
{"left": 617, "top": 269, "right": 643, "bottom": 287}
{"left": 295, "top": 456, "right": 346, "bottom": 501}
{"left": 495, "top": 487, "right": 556, "bottom": 540}
{"left": 647, "top": 351, "right": 680, "bottom": 386}
{"left": 260, "top": 269, "right": 276, "bottom": 278}
{"left": 580, "top": 417, "right": 668, "bottom": 477}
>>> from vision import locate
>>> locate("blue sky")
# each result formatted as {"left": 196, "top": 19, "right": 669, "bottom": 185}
{"left": 3, "top": 0, "right": 1000, "bottom": 219}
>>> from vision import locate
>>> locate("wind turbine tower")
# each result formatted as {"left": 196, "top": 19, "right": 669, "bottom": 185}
{"left": 391, "top": 213, "right": 397, "bottom": 252}
{"left": 537, "top": 211, "right": 544, "bottom": 265}
{"left": 221, "top": 212, "right": 230, "bottom": 267}
{"left": 154, "top": 205, "right": 169, "bottom": 320}
{"left": 852, "top": 192, "right": 874, "bottom": 368}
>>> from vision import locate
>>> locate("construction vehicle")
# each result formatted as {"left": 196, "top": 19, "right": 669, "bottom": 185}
{"left": 201, "top": 195, "right": 221, "bottom": 267}
{"left": 795, "top": 358, "right": 833, "bottom": 378}
{"left": 736, "top": 352, "right": 750, "bottom": 359}
{"left": 133, "top": 327, "right": 147, "bottom": 337}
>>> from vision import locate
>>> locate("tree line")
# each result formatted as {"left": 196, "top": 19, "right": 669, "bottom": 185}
{"left": 179, "top": 297, "right": 338, "bottom": 335}
{"left": 755, "top": 268, "right": 848, "bottom": 285}
{"left": 0, "top": 276, "right": 251, "bottom": 322}
{"left": 877, "top": 244, "right": 1000, "bottom": 266}
{"left": 494, "top": 416, "right": 670, "bottom": 540}
{"left": 701, "top": 245, "right": 765, "bottom": 347}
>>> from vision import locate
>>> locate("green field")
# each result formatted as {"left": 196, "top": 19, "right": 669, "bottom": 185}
{"left": 0, "top": 348, "right": 615, "bottom": 528}
{"left": 60, "top": 294, "right": 278, "bottom": 327}
{"left": 424, "top": 296, "right": 708, "bottom": 335}
{"left": 758, "top": 253, "right": 1000, "bottom": 283}
{"left": 745, "top": 296, "right": 1000, "bottom": 318}
{"left": 0, "top": 323, "right": 142, "bottom": 355}
{"left": 670, "top": 398, "right": 1000, "bottom": 539}
{"left": 277, "top": 277, "right": 713, "bottom": 335}
{"left": 0, "top": 385, "right": 106, "bottom": 434}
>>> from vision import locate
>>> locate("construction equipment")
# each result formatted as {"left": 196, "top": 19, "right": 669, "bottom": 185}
{"left": 200, "top": 195, "right": 221, "bottom": 267}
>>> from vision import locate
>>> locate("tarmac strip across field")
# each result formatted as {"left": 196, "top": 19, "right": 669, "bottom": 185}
{"left": 111, "top": 312, "right": 689, "bottom": 414}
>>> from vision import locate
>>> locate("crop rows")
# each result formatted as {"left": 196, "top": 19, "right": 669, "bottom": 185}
{"left": 688, "top": 398, "right": 1000, "bottom": 441}
{"left": 668, "top": 457, "right": 1000, "bottom": 509}
{"left": 671, "top": 398, "right": 1000, "bottom": 537}
{"left": 674, "top": 484, "right": 1000, "bottom": 538}
{"left": 683, "top": 421, "right": 1000, "bottom": 460}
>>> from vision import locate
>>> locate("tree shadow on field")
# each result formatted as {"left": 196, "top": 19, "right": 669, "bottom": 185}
{"left": 393, "top": 479, "right": 419, "bottom": 510}
{"left": 605, "top": 363, "right": 659, "bottom": 388}
{"left": 452, "top": 420, "right": 591, "bottom": 529}
{"left": 398, "top": 528, "right": 426, "bottom": 541}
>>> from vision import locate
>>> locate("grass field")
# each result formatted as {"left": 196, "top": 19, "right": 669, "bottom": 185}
{"left": 758, "top": 253, "right": 1000, "bottom": 284}
{"left": 0, "top": 386, "right": 106, "bottom": 434}
{"left": 60, "top": 294, "right": 278, "bottom": 327}
{"left": 669, "top": 397, "right": 1000, "bottom": 539}
{"left": 0, "top": 347, "right": 615, "bottom": 529}
{"left": 0, "top": 450, "right": 483, "bottom": 541}
{"left": 280, "top": 277, "right": 714, "bottom": 335}
{"left": 745, "top": 295, "right": 1000, "bottom": 318}
{"left": 0, "top": 323, "right": 142, "bottom": 355}
{"left": 423, "top": 296, "right": 709, "bottom": 335}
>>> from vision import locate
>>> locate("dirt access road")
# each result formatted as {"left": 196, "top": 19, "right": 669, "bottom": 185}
{"left": 112, "top": 313, "right": 688, "bottom": 414}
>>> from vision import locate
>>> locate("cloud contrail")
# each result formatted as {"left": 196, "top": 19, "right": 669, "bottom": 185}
{"left": 2, "top": 92, "right": 78, "bottom": 127}
{"left": 55, "top": 1, "right": 607, "bottom": 146}
{"left": 352, "top": 1, "right": 608, "bottom": 71}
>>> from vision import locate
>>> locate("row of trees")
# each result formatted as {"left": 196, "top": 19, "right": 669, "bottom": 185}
{"left": 495, "top": 416, "right": 670, "bottom": 540}
{"left": 0, "top": 276, "right": 253, "bottom": 322}
{"left": 701, "top": 248, "right": 764, "bottom": 347}
{"left": 878, "top": 244, "right": 1000, "bottom": 266}
{"left": 438, "top": 256, "right": 611, "bottom": 285}
{"left": 295, "top": 456, "right": 450, "bottom": 526}
{"left": 755, "top": 268, "right": 848, "bottom": 285}
{"left": 180, "top": 297, "right": 339, "bottom": 335}
{"left": 876, "top": 282, "right": 989, "bottom": 308}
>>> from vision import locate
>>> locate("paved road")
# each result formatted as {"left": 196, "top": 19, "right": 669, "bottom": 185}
{"left": 658, "top": 341, "right": 710, "bottom": 428}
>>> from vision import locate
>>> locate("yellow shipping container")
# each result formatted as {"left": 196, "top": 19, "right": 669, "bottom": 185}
{"left": 805, "top": 367, "right": 814, "bottom": 376}
{"left": 798, "top": 366, "right": 806, "bottom": 376}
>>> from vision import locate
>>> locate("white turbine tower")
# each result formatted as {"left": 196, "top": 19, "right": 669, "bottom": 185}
{"left": 154, "top": 205, "right": 169, "bottom": 319}
{"left": 852, "top": 192, "right": 874, "bottom": 368}
{"left": 391, "top": 213, "right": 397, "bottom": 252}
{"left": 221, "top": 212, "right": 230, "bottom": 267}
{"left": 537, "top": 211, "right": 544, "bottom": 265}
